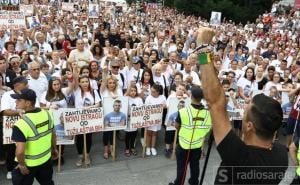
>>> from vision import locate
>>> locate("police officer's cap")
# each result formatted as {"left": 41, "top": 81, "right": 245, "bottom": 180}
{"left": 191, "top": 86, "right": 203, "bottom": 101}
{"left": 11, "top": 88, "right": 36, "bottom": 101}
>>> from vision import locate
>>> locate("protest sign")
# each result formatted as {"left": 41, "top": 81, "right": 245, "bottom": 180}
{"left": 1, "top": 0, "right": 19, "bottom": 11}
{"left": 26, "top": 15, "right": 40, "bottom": 29}
{"left": 88, "top": 3, "right": 99, "bottom": 18}
{"left": 210, "top": 11, "right": 221, "bottom": 25}
{"left": 103, "top": 96, "right": 128, "bottom": 131}
{"left": 165, "top": 97, "right": 191, "bottom": 131}
{"left": 63, "top": 107, "right": 104, "bottom": 136}
{"left": 130, "top": 104, "right": 163, "bottom": 129}
{"left": 0, "top": 12, "right": 26, "bottom": 30}
{"left": 3, "top": 116, "right": 19, "bottom": 144}
{"left": 20, "top": 4, "right": 33, "bottom": 16}
{"left": 52, "top": 109, "right": 75, "bottom": 145}
{"left": 62, "top": 2, "right": 74, "bottom": 12}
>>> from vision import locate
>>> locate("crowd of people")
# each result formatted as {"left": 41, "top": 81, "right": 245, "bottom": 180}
{"left": 0, "top": 0, "right": 300, "bottom": 183}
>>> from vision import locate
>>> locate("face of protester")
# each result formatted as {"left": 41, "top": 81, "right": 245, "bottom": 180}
{"left": 150, "top": 87, "right": 159, "bottom": 98}
{"left": 273, "top": 74, "right": 280, "bottom": 83}
{"left": 113, "top": 101, "right": 121, "bottom": 112}
{"left": 79, "top": 77, "right": 89, "bottom": 91}
{"left": 154, "top": 67, "right": 161, "bottom": 77}
{"left": 129, "top": 87, "right": 137, "bottom": 97}
{"left": 81, "top": 69, "right": 90, "bottom": 76}
{"left": 143, "top": 72, "right": 151, "bottom": 82}
{"left": 256, "top": 67, "right": 264, "bottom": 78}
{"left": 222, "top": 84, "right": 230, "bottom": 92}
{"left": 184, "top": 61, "right": 192, "bottom": 72}
{"left": 176, "top": 85, "right": 185, "bottom": 96}
{"left": 174, "top": 74, "right": 182, "bottom": 84}
{"left": 231, "top": 61, "right": 238, "bottom": 70}
{"left": 214, "top": 61, "right": 222, "bottom": 71}
{"left": 52, "top": 79, "right": 61, "bottom": 92}
{"left": 90, "top": 62, "right": 98, "bottom": 71}
{"left": 246, "top": 69, "right": 254, "bottom": 80}
{"left": 29, "top": 63, "right": 40, "bottom": 79}
{"left": 76, "top": 40, "right": 85, "bottom": 51}
{"left": 107, "top": 79, "right": 116, "bottom": 91}
{"left": 52, "top": 52, "right": 60, "bottom": 62}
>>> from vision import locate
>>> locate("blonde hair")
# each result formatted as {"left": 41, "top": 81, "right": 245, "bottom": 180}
{"left": 105, "top": 75, "right": 119, "bottom": 92}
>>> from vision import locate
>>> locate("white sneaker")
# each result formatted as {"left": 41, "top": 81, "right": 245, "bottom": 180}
{"left": 146, "top": 148, "right": 151, "bottom": 156}
{"left": 140, "top": 138, "right": 144, "bottom": 146}
{"left": 151, "top": 148, "right": 157, "bottom": 156}
{"left": 6, "top": 171, "right": 12, "bottom": 179}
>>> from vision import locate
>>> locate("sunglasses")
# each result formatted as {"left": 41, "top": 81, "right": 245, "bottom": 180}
{"left": 31, "top": 68, "right": 40, "bottom": 71}
{"left": 112, "top": 66, "right": 120, "bottom": 69}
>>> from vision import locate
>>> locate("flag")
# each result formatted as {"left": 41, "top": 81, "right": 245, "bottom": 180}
{"left": 198, "top": 53, "right": 213, "bottom": 65}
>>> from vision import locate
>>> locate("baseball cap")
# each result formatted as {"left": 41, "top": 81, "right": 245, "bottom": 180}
{"left": 11, "top": 89, "right": 36, "bottom": 101}
{"left": 132, "top": 56, "right": 143, "bottom": 64}
{"left": 191, "top": 86, "right": 203, "bottom": 101}
{"left": 12, "top": 76, "right": 28, "bottom": 85}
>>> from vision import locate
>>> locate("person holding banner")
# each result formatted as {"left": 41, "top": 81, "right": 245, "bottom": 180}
{"left": 124, "top": 85, "right": 143, "bottom": 156}
{"left": 169, "top": 86, "right": 212, "bottom": 185}
{"left": 73, "top": 74, "right": 101, "bottom": 167}
{"left": 10, "top": 88, "right": 57, "bottom": 185}
{"left": 0, "top": 76, "right": 29, "bottom": 180}
{"left": 145, "top": 84, "right": 166, "bottom": 156}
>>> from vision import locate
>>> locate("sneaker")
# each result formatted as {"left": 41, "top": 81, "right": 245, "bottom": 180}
{"left": 164, "top": 149, "right": 172, "bottom": 158}
{"left": 146, "top": 148, "right": 151, "bottom": 156}
{"left": 6, "top": 171, "right": 12, "bottom": 180}
{"left": 75, "top": 155, "right": 83, "bottom": 167}
{"left": 140, "top": 138, "right": 144, "bottom": 146}
{"left": 85, "top": 155, "right": 91, "bottom": 166}
{"left": 151, "top": 148, "right": 157, "bottom": 156}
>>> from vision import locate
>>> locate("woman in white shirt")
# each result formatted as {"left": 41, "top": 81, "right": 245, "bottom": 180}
{"left": 100, "top": 73, "right": 123, "bottom": 159}
{"left": 79, "top": 65, "right": 98, "bottom": 90}
{"left": 144, "top": 84, "right": 166, "bottom": 156}
{"left": 124, "top": 85, "right": 143, "bottom": 156}
{"left": 73, "top": 75, "right": 101, "bottom": 167}
{"left": 237, "top": 67, "right": 258, "bottom": 104}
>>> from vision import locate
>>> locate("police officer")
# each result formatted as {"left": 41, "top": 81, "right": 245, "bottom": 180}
{"left": 169, "top": 86, "right": 212, "bottom": 185}
{"left": 289, "top": 139, "right": 300, "bottom": 184}
{"left": 10, "top": 89, "right": 58, "bottom": 185}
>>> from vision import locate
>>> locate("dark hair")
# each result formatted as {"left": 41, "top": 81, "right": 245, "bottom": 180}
{"left": 90, "top": 44, "right": 104, "bottom": 56}
{"left": 150, "top": 49, "right": 160, "bottom": 60}
{"left": 78, "top": 75, "right": 94, "bottom": 98}
{"left": 4, "top": 41, "right": 15, "bottom": 50}
{"left": 222, "top": 79, "right": 230, "bottom": 85}
{"left": 141, "top": 68, "right": 154, "bottom": 86}
{"left": 40, "top": 63, "right": 49, "bottom": 69}
{"left": 79, "top": 65, "right": 91, "bottom": 78}
{"left": 267, "top": 65, "right": 275, "bottom": 71}
{"left": 152, "top": 84, "right": 163, "bottom": 95}
{"left": 46, "top": 78, "right": 65, "bottom": 101}
{"left": 129, "top": 85, "right": 139, "bottom": 98}
{"left": 243, "top": 67, "right": 255, "bottom": 82}
{"left": 228, "top": 71, "right": 236, "bottom": 77}
{"left": 61, "top": 68, "right": 71, "bottom": 76}
{"left": 246, "top": 94, "right": 283, "bottom": 140}
{"left": 31, "top": 43, "right": 39, "bottom": 49}
{"left": 174, "top": 71, "right": 183, "bottom": 79}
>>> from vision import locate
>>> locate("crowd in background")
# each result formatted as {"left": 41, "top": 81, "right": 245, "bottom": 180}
{"left": 0, "top": 0, "right": 300, "bottom": 181}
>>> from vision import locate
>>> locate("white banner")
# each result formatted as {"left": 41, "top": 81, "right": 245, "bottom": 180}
{"left": 20, "top": 4, "right": 34, "bottom": 16}
{"left": 63, "top": 107, "right": 104, "bottom": 136}
{"left": 0, "top": 12, "right": 26, "bottom": 30}
{"left": 52, "top": 109, "right": 75, "bottom": 145}
{"left": 3, "top": 116, "right": 20, "bottom": 144}
{"left": 62, "top": 2, "right": 74, "bottom": 12}
{"left": 130, "top": 104, "right": 163, "bottom": 129}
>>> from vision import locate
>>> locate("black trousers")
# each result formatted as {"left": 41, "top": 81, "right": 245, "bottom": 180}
{"left": 76, "top": 133, "right": 92, "bottom": 154}
{"left": 12, "top": 159, "right": 54, "bottom": 185}
{"left": 125, "top": 131, "right": 137, "bottom": 150}
{"left": 6, "top": 144, "right": 16, "bottom": 171}
{"left": 165, "top": 130, "right": 175, "bottom": 145}
{"left": 173, "top": 145, "right": 202, "bottom": 185}
{"left": 103, "top": 131, "right": 113, "bottom": 146}
{"left": 291, "top": 175, "right": 300, "bottom": 184}
{"left": 0, "top": 121, "right": 5, "bottom": 160}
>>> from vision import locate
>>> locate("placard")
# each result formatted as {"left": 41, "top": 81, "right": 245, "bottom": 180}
{"left": 0, "top": 12, "right": 26, "bottom": 30}
{"left": 62, "top": 2, "right": 74, "bottom": 12}
{"left": 19, "top": 4, "right": 33, "bottom": 16}
{"left": 63, "top": 107, "right": 104, "bottom": 136}
{"left": 88, "top": 3, "right": 99, "bottom": 18}
{"left": 2, "top": 116, "right": 19, "bottom": 144}
{"left": 52, "top": 109, "right": 75, "bottom": 145}
{"left": 210, "top": 11, "right": 221, "bottom": 25}
{"left": 165, "top": 97, "right": 191, "bottom": 131}
{"left": 130, "top": 104, "right": 163, "bottom": 129}
{"left": 103, "top": 96, "right": 128, "bottom": 131}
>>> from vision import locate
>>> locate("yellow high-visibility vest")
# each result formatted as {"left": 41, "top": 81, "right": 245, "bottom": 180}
{"left": 14, "top": 109, "right": 54, "bottom": 167}
{"left": 178, "top": 106, "right": 212, "bottom": 149}
{"left": 297, "top": 142, "right": 300, "bottom": 176}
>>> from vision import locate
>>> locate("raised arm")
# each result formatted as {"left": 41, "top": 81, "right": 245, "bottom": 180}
{"left": 198, "top": 27, "right": 231, "bottom": 145}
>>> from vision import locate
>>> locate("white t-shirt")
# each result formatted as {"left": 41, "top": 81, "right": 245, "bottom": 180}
{"left": 40, "top": 90, "right": 68, "bottom": 108}
{"left": 28, "top": 74, "right": 48, "bottom": 103}
{"left": 237, "top": 77, "right": 258, "bottom": 98}
{"left": 180, "top": 70, "right": 201, "bottom": 86}
{"left": 124, "top": 67, "right": 143, "bottom": 85}
{"left": 74, "top": 88, "right": 101, "bottom": 108}
{"left": 69, "top": 49, "right": 93, "bottom": 68}
{"left": 100, "top": 88, "right": 123, "bottom": 98}
{"left": 153, "top": 75, "right": 169, "bottom": 91}
{"left": 126, "top": 96, "right": 144, "bottom": 132}
{"left": 145, "top": 94, "right": 166, "bottom": 131}
{"left": 1, "top": 90, "right": 40, "bottom": 111}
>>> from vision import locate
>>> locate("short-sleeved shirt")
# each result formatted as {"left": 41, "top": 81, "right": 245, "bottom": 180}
{"left": 104, "top": 112, "right": 126, "bottom": 127}
{"left": 214, "top": 130, "right": 288, "bottom": 184}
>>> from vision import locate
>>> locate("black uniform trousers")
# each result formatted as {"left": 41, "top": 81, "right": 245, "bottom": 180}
{"left": 173, "top": 145, "right": 202, "bottom": 185}
{"left": 12, "top": 159, "right": 54, "bottom": 185}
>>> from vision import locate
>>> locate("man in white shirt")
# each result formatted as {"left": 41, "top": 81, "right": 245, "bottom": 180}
{"left": 125, "top": 56, "right": 143, "bottom": 85}
{"left": 35, "top": 32, "right": 53, "bottom": 57}
{"left": 169, "top": 51, "right": 182, "bottom": 71}
{"left": 27, "top": 62, "right": 48, "bottom": 102}
{"left": 180, "top": 60, "right": 201, "bottom": 86}
{"left": 69, "top": 39, "right": 93, "bottom": 68}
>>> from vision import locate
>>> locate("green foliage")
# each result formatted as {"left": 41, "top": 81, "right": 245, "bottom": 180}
{"left": 168, "top": 0, "right": 273, "bottom": 24}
